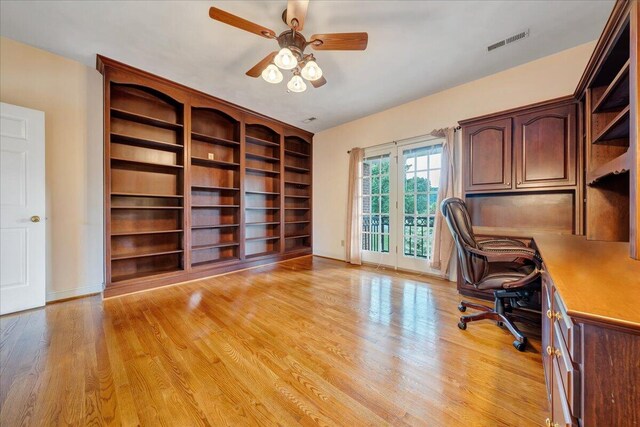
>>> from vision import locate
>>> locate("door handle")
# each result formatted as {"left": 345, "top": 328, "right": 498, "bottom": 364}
{"left": 30, "top": 215, "right": 41, "bottom": 223}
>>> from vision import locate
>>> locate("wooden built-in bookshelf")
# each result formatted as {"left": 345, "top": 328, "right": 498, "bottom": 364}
{"left": 283, "top": 134, "right": 312, "bottom": 252}
{"left": 583, "top": 15, "right": 634, "bottom": 246}
{"left": 244, "top": 122, "right": 282, "bottom": 258}
{"left": 99, "top": 56, "right": 313, "bottom": 296}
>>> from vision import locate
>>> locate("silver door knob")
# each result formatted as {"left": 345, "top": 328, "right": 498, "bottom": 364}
{"left": 30, "top": 215, "right": 40, "bottom": 223}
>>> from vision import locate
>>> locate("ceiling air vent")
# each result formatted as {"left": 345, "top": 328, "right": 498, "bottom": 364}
{"left": 487, "top": 29, "right": 530, "bottom": 52}
{"left": 302, "top": 117, "right": 317, "bottom": 123}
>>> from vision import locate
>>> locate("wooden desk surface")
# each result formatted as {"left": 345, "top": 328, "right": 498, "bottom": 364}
{"left": 532, "top": 233, "right": 640, "bottom": 331}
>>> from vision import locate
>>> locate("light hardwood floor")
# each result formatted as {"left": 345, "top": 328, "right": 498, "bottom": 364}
{"left": 0, "top": 256, "right": 547, "bottom": 426}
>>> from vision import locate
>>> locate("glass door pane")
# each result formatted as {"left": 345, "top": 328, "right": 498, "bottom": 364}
{"left": 361, "top": 150, "right": 395, "bottom": 265}
{"left": 398, "top": 143, "right": 442, "bottom": 271}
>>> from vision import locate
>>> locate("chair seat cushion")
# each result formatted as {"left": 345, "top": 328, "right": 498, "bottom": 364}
{"left": 476, "top": 262, "right": 536, "bottom": 290}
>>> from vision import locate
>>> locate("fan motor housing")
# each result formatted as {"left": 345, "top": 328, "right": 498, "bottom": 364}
{"left": 278, "top": 30, "right": 307, "bottom": 58}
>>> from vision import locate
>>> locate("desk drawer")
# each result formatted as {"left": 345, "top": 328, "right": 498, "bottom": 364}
{"left": 552, "top": 358, "right": 579, "bottom": 427}
{"left": 553, "top": 288, "right": 581, "bottom": 362}
{"left": 552, "top": 320, "right": 581, "bottom": 417}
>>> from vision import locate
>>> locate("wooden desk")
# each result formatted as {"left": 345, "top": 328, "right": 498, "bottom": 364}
{"left": 532, "top": 234, "right": 640, "bottom": 426}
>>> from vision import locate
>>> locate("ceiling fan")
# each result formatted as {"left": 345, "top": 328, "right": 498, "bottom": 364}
{"left": 209, "top": 1, "right": 368, "bottom": 92}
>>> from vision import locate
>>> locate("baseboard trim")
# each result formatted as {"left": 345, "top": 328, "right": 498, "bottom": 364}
{"left": 312, "top": 253, "right": 347, "bottom": 262}
{"left": 46, "top": 283, "right": 104, "bottom": 302}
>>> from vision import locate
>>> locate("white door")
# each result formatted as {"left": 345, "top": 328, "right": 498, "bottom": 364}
{"left": 361, "top": 148, "right": 397, "bottom": 266}
{"left": 0, "top": 103, "right": 46, "bottom": 315}
{"left": 397, "top": 141, "right": 442, "bottom": 272}
{"left": 360, "top": 138, "right": 443, "bottom": 273}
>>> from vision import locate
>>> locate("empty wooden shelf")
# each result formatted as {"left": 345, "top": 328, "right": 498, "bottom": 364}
{"left": 99, "top": 55, "right": 313, "bottom": 297}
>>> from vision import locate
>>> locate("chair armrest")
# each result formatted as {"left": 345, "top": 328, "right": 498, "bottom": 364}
{"left": 467, "top": 245, "right": 542, "bottom": 268}
{"left": 478, "top": 238, "right": 526, "bottom": 248}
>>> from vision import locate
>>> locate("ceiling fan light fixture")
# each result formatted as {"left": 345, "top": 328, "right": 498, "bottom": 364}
{"left": 261, "top": 64, "right": 283, "bottom": 83}
{"left": 274, "top": 48, "right": 298, "bottom": 70}
{"left": 287, "top": 74, "right": 307, "bottom": 93}
{"left": 301, "top": 60, "right": 322, "bottom": 81}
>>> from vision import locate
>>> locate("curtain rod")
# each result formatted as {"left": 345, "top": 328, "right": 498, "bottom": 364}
{"left": 347, "top": 125, "right": 461, "bottom": 154}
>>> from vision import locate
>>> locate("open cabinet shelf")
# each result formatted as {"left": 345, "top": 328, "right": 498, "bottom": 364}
{"left": 587, "top": 150, "right": 630, "bottom": 185}
{"left": 592, "top": 59, "right": 630, "bottom": 113}
{"left": 191, "top": 131, "right": 240, "bottom": 147}
{"left": 592, "top": 105, "right": 630, "bottom": 144}
{"left": 111, "top": 132, "right": 184, "bottom": 152}
{"left": 111, "top": 107, "right": 183, "bottom": 130}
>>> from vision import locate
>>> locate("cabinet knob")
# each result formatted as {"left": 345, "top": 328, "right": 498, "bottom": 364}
{"left": 545, "top": 418, "right": 551, "bottom": 427}
{"left": 30, "top": 215, "right": 41, "bottom": 223}
{"left": 517, "top": 181, "right": 522, "bottom": 185}
{"left": 546, "top": 346, "right": 553, "bottom": 355}
{"left": 546, "top": 310, "right": 552, "bottom": 319}
{"left": 554, "top": 311, "right": 562, "bottom": 321}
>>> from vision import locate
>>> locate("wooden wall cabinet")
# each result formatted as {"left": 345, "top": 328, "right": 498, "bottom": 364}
{"left": 99, "top": 56, "right": 313, "bottom": 297}
{"left": 514, "top": 104, "right": 577, "bottom": 189}
{"left": 463, "top": 101, "right": 578, "bottom": 194}
{"left": 464, "top": 118, "right": 513, "bottom": 192}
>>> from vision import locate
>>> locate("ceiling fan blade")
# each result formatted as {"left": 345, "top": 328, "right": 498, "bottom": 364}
{"left": 246, "top": 52, "right": 278, "bottom": 77}
{"left": 310, "top": 76, "right": 327, "bottom": 88}
{"left": 286, "top": 0, "right": 309, "bottom": 31}
{"left": 209, "top": 7, "right": 276, "bottom": 39}
{"left": 310, "top": 32, "right": 368, "bottom": 50}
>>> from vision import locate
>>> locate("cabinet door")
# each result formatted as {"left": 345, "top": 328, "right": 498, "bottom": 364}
{"left": 514, "top": 104, "right": 576, "bottom": 189}
{"left": 463, "top": 118, "right": 513, "bottom": 192}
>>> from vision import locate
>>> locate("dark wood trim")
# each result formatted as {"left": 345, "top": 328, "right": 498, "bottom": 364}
{"left": 103, "top": 252, "right": 312, "bottom": 298}
{"left": 458, "top": 95, "right": 576, "bottom": 126}
{"left": 629, "top": 0, "right": 639, "bottom": 258}
{"left": 574, "top": 0, "right": 631, "bottom": 97}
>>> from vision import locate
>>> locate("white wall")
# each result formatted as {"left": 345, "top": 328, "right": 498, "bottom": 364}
{"left": 313, "top": 41, "right": 597, "bottom": 262}
{"left": 0, "top": 37, "right": 104, "bottom": 301}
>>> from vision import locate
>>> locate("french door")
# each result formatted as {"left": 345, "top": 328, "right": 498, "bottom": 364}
{"left": 361, "top": 138, "right": 443, "bottom": 273}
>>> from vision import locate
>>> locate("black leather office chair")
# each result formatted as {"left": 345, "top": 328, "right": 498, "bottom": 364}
{"left": 440, "top": 197, "right": 541, "bottom": 351}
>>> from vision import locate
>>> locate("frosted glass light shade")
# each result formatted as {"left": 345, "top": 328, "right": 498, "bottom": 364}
{"left": 287, "top": 75, "right": 307, "bottom": 93}
{"left": 274, "top": 48, "right": 297, "bottom": 70}
{"left": 261, "top": 64, "right": 283, "bottom": 83}
{"left": 301, "top": 60, "right": 322, "bottom": 81}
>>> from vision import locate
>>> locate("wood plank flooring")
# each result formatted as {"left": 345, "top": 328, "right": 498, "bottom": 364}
{"left": 0, "top": 256, "right": 547, "bottom": 426}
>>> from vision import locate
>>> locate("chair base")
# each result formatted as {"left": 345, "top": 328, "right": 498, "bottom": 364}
{"left": 457, "top": 288, "right": 538, "bottom": 352}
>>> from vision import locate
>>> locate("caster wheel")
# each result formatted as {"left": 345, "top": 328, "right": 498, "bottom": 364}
{"left": 458, "top": 321, "right": 467, "bottom": 330}
{"left": 513, "top": 340, "right": 527, "bottom": 352}
{"left": 458, "top": 304, "right": 466, "bottom": 313}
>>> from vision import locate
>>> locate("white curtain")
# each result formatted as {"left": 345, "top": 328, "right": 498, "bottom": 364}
{"left": 430, "top": 127, "right": 457, "bottom": 275}
{"left": 346, "top": 148, "right": 364, "bottom": 265}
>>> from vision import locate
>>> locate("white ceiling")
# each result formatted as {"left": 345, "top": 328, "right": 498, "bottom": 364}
{"left": 1, "top": 1, "right": 613, "bottom": 133}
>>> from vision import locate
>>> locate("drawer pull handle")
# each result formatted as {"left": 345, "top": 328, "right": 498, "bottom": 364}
{"left": 546, "top": 310, "right": 552, "bottom": 319}
{"left": 545, "top": 418, "right": 551, "bottom": 427}
{"left": 546, "top": 346, "right": 562, "bottom": 358}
